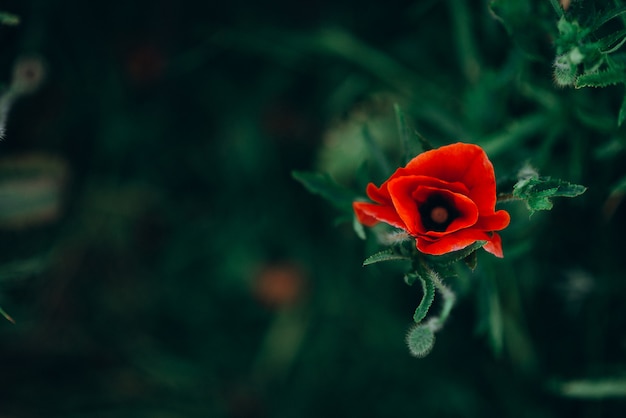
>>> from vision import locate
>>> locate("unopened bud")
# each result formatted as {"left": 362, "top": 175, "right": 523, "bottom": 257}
{"left": 406, "top": 324, "right": 435, "bottom": 357}
{"left": 553, "top": 54, "right": 578, "bottom": 87}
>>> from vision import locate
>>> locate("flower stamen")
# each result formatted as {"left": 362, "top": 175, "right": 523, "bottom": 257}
{"left": 430, "top": 206, "right": 449, "bottom": 224}
{"left": 419, "top": 195, "right": 457, "bottom": 232}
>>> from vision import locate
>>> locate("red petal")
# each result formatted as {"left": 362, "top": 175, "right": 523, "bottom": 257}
{"left": 365, "top": 182, "right": 393, "bottom": 205}
{"left": 352, "top": 201, "right": 406, "bottom": 230}
{"left": 412, "top": 187, "right": 478, "bottom": 235}
{"left": 483, "top": 233, "right": 504, "bottom": 258}
{"left": 403, "top": 143, "right": 498, "bottom": 213}
{"left": 417, "top": 229, "right": 505, "bottom": 257}
{"left": 474, "top": 210, "right": 510, "bottom": 232}
{"left": 386, "top": 176, "right": 478, "bottom": 235}
{"left": 416, "top": 229, "right": 490, "bottom": 255}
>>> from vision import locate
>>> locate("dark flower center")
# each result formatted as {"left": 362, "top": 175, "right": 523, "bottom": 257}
{"left": 419, "top": 194, "right": 459, "bottom": 232}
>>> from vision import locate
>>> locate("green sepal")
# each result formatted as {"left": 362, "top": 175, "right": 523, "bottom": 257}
{"left": 513, "top": 176, "right": 587, "bottom": 215}
{"left": 292, "top": 171, "right": 357, "bottom": 212}
{"left": 575, "top": 70, "right": 626, "bottom": 88}
{"left": 413, "top": 275, "right": 435, "bottom": 324}
{"left": 463, "top": 250, "right": 479, "bottom": 271}
{"left": 362, "top": 249, "right": 411, "bottom": 266}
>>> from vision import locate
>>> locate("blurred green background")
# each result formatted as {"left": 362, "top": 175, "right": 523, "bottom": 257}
{"left": 0, "top": 0, "right": 625, "bottom": 416}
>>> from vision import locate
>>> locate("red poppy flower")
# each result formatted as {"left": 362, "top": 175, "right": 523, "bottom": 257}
{"left": 353, "top": 143, "right": 510, "bottom": 257}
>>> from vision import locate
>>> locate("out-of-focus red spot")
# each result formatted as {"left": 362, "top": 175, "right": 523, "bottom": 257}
{"left": 125, "top": 44, "right": 167, "bottom": 85}
{"left": 253, "top": 262, "right": 307, "bottom": 308}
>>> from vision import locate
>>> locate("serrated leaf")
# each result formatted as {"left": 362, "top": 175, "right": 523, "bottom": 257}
{"left": 575, "top": 70, "right": 626, "bottom": 88}
{"left": 513, "top": 176, "right": 586, "bottom": 215}
{"left": 406, "top": 324, "right": 435, "bottom": 358}
{"left": 413, "top": 275, "right": 435, "bottom": 323}
{"left": 362, "top": 249, "right": 410, "bottom": 266}
{"left": 292, "top": 171, "right": 356, "bottom": 212}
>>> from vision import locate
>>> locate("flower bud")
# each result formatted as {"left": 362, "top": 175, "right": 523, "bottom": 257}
{"left": 553, "top": 54, "right": 578, "bottom": 87}
{"left": 406, "top": 324, "right": 435, "bottom": 357}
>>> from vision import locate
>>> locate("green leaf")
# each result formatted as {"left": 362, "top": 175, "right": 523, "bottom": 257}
{"left": 547, "top": 0, "right": 564, "bottom": 18}
{"left": 575, "top": 70, "right": 626, "bottom": 88}
{"left": 413, "top": 275, "right": 435, "bottom": 323}
{"left": 597, "top": 29, "right": 626, "bottom": 54}
{"left": 361, "top": 124, "right": 392, "bottom": 178}
{"left": 414, "top": 129, "right": 434, "bottom": 152}
{"left": 513, "top": 176, "right": 587, "bottom": 215}
{"left": 477, "top": 273, "right": 503, "bottom": 356}
{"left": 406, "top": 324, "right": 435, "bottom": 358}
{"left": 488, "top": 0, "right": 550, "bottom": 59}
{"left": 292, "top": 171, "right": 357, "bottom": 212}
{"left": 591, "top": 5, "right": 626, "bottom": 31}
{"left": 362, "top": 249, "right": 410, "bottom": 266}
{"left": 393, "top": 104, "right": 433, "bottom": 160}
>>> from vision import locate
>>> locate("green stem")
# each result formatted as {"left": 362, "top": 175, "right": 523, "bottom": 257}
{"left": 496, "top": 193, "right": 523, "bottom": 203}
{"left": 0, "top": 305, "right": 15, "bottom": 324}
{"left": 424, "top": 268, "right": 456, "bottom": 331}
{"left": 394, "top": 104, "right": 413, "bottom": 165}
